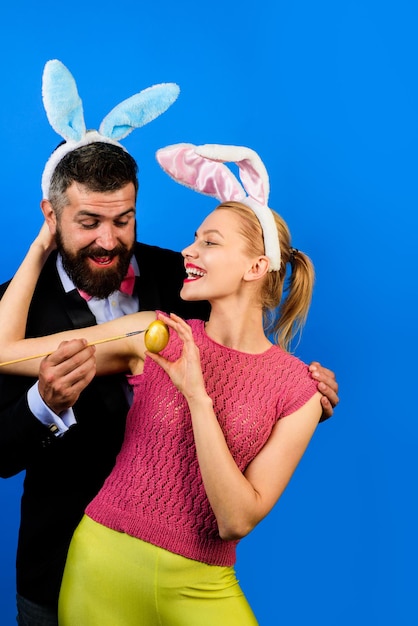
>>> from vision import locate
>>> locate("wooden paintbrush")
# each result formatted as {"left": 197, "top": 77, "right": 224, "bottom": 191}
{"left": 0, "top": 329, "right": 145, "bottom": 367}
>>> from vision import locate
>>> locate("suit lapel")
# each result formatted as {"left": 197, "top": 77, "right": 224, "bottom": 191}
{"left": 64, "top": 289, "right": 97, "bottom": 329}
{"left": 31, "top": 254, "right": 97, "bottom": 333}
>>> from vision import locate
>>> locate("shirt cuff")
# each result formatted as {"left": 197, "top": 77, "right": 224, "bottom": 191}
{"left": 27, "top": 382, "right": 77, "bottom": 437}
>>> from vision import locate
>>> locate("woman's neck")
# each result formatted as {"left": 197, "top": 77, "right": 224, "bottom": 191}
{"left": 204, "top": 300, "right": 271, "bottom": 354}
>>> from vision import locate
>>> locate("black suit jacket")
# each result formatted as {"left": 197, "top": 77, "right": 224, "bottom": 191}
{"left": 0, "top": 242, "right": 209, "bottom": 608}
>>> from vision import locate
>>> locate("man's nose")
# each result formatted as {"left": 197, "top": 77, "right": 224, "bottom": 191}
{"left": 95, "top": 225, "right": 118, "bottom": 250}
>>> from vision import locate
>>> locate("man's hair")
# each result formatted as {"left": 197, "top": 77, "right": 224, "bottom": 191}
{"left": 48, "top": 142, "right": 139, "bottom": 215}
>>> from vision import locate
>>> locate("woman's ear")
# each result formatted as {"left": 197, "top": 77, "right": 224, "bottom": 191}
{"left": 40, "top": 200, "right": 58, "bottom": 235}
{"left": 243, "top": 256, "right": 270, "bottom": 282}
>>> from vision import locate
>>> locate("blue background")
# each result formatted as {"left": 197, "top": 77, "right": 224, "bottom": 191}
{"left": 0, "top": 1, "right": 417, "bottom": 624}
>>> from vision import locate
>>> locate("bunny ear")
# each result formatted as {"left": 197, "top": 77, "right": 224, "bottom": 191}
{"left": 157, "top": 142, "right": 281, "bottom": 272}
{"left": 195, "top": 144, "right": 270, "bottom": 206}
{"left": 41, "top": 61, "right": 181, "bottom": 199}
{"left": 42, "top": 59, "right": 86, "bottom": 142}
{"left": 100, "top": 83, "right": 180, "bottom": 140}
{"left": 156, "top": 143, "right": 246, "bottom": 202}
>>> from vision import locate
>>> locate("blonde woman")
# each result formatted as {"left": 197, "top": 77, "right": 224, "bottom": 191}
{"left": 0, "top": 145, "right": 324, "bottom": 625}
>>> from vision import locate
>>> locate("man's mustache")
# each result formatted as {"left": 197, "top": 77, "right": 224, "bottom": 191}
{"left": 78, "top": 244, "right": 127, "bottom": 259}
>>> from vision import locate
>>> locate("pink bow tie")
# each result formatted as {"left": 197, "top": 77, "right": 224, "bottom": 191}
{"left": 78, "top": 264, "right": 135, "bottom": 301}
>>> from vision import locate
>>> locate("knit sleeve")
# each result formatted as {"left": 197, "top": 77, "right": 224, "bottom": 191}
{"left": 279, "top": 354, "right": 319, "bottom": 418}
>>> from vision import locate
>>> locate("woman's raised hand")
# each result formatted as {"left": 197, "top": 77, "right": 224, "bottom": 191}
{"left": 32, "top": 221, "right": 57, "bottom": 258}
{"left": 146, "top": 313, "right": 209, "bottom": 403}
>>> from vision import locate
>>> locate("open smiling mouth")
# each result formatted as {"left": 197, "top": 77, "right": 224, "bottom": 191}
{"left": 89, "top": 256, "right": 117, "bottom": 267}
{"left": 185, "top": 265, "right": 206, "bottom": 281}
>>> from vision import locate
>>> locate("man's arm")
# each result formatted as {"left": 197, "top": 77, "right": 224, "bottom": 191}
{"left": 0, "top": 340, "right": 96, "bottom": 477}
{"left": 309, "top": 362, "right": 340, "bottom": 422}
{"left": 0, "top": 373, "right": 48, "bottom": 476}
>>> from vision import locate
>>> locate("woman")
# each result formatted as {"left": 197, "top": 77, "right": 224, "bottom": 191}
{"left": 0, "top": 144, "right": 323, "bottom": 625}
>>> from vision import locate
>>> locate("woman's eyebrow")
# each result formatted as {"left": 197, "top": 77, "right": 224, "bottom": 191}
{"left": 198, "top": 229, "right": 224, "bottom": 238}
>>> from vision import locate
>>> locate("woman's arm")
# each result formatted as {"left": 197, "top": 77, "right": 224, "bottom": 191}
{"left": 0, "top": 222, "right": 55, "bottom": 348}
{"left": 193, "top": 394, "right": 321, "bottom": 541}
{"left": 149, "top": 313, "right": 322, "bottom": 541}
{"left": 0, "top": 311, "right": 155, "bottom": 377}
{"left": 0, "top": 224, "right": 153, "bottom": 377}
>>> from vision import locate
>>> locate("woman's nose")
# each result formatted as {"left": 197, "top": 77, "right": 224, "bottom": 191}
{"left": 181, "top": 242, "right": 197, "bottom": 258}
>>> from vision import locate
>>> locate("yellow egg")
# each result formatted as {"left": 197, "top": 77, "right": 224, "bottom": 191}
{"left": 144, "top": 320, "right": 169, "bottom": 353}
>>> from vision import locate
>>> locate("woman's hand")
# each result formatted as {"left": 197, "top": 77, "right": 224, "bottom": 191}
{"left": 146, "top": 313, "right": 208, "bottom": 403}
{"left": 31, "top": 221, "right": 57, "bottom": 259}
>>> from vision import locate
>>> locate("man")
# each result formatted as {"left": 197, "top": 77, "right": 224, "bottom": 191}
{"left": 0, "top": 140, "right": 209, "bottom": 624}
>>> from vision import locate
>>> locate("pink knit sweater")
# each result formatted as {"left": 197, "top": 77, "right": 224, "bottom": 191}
{"left": 86, "top": 319, "right": 318, "bottom": 567}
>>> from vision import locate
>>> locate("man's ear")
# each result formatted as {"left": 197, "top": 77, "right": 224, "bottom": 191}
{"left": 40, "top": 200, "right": 57, "bottom": 234}
{"left": 243, "top": 256, "right": 270, "bottom": 282}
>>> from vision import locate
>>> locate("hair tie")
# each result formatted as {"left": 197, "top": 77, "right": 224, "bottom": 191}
{"left": 289, "top": 247, "right": 299, "bottom": 265}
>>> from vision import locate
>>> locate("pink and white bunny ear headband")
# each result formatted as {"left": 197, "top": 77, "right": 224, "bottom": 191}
{"left": 41, "top": 59, "right": 180, "bottom": 199}
{"left": 156, "top": 143, "right": 281, "bottom": 271}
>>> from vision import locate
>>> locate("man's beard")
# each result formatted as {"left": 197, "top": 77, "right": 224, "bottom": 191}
{"left": 56, "top": 230, "right": 136, "bottom": 299}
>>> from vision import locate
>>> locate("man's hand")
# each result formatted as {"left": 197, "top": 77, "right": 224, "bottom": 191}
{"left": 38, "top": 339, "right": 96, "bottom": 415}
{"left": 309, "top": 362, "right": 339, "bottom": 422}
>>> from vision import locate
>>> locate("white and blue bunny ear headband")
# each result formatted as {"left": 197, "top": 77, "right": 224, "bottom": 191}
{"left": 156, "top": 143, "right": 281, "bottom": 271}
{"left": 41, "top": 59, "right": 180, "bottom": 199}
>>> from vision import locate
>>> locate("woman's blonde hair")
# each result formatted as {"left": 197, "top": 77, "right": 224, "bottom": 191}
{"left": 215, "top": 201, "right": 315, "bottom": 351}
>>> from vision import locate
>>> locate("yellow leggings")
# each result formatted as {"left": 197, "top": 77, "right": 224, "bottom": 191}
{"left": 58, "top": 516, "right": 258, "bottom": 625}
